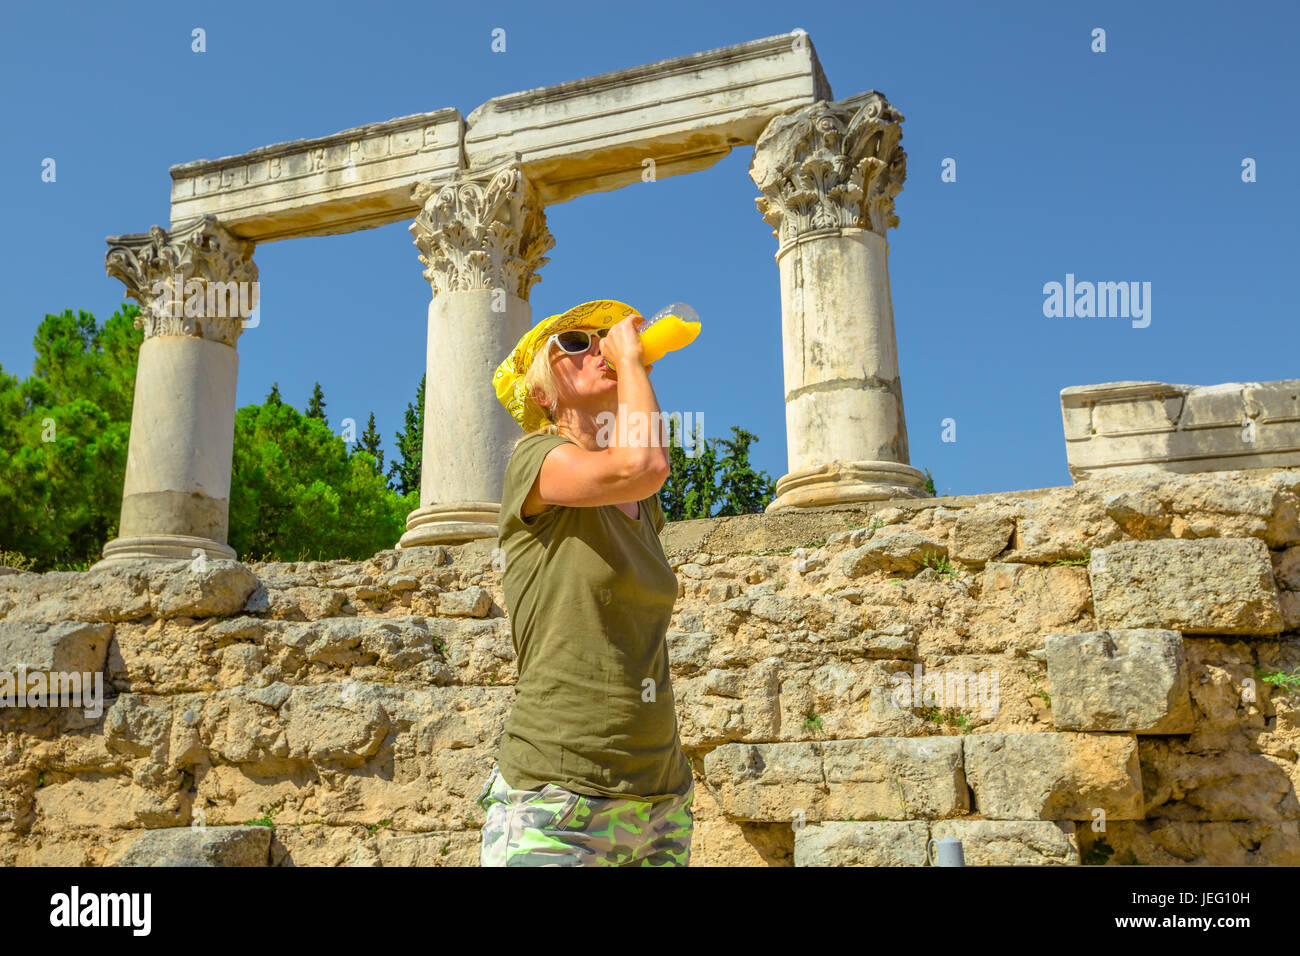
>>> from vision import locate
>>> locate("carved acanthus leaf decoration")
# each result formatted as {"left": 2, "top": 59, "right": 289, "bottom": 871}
{"left": 105, "top": 215, "right": 258, "bottom": 346}
{"left": 410, "top": 161, "right": 554, "bottom": 299}
{"left": 750, "top": 92, "right": 907, "bottom": 246}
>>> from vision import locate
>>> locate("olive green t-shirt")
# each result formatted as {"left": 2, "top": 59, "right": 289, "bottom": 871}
{"left": 495, "top": 432, "right": 692, "bottom": 803}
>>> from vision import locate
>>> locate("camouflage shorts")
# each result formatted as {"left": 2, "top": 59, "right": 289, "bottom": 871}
{"left": 476, "top": 763, "right": 694, "bottom": 867}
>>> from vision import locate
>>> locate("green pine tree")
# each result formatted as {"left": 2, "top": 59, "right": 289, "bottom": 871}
{"left": 266, "top": 382, "right": 283, "bottom": 405}
{"left": 358, "top": 411, "right": 384, "bottom": 475}
{"left": 713, "top": 427, "right": 776, "bottom": 516}
{"left": 660, "top": 420, "right": 775, "bottom": 521}
{"left": 305, "top": 381, "right": 327, "bottom": 425}
{"left": 387, "top": 373, "right": 424, "bottom": 496}
{"left": 229, "top": 398, "right": 406, "bottom": 561}
{"left": 0, "top": 306, "right": 142, "bottom": 569}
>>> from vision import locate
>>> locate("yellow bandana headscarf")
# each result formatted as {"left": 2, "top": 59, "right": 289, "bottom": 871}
{"left": 493, "top": 299, "right": 640, "bottom": 433}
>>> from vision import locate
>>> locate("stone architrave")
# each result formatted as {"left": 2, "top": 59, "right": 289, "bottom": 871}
{"left": 94, "top": 215, "right": 257, "bottom": 568}
{"left": 398, "top": 158, "right": 555, "bottom": 547}
{"left": 1061, "top": 380, "right": 1300, "bottom": 481}
{"left": 749, "top": 91, "right": 928, "bottom": 511}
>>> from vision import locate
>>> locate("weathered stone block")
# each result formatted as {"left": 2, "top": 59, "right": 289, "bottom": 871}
{"left": 1045, "top": 629, "right": 1193, "bottom": 733}
{"left": 1079, "top": 820, "right": 1300, "bottom": 866}
{"left": 0, "top": 567, "right": 151, "bottom": 622}
{"left": 963, "top": 732, "right": 1143, "bottom": 820}
{"left": 437, "top": 587, "right": 493, "bottom": 617}
{"left": 703, "top": 741, "right": 825, "bottom": 823}
{"left": 153, "top": 560, "right": 259, "bottom": 619}
{"left": 118, "top": 825, "right": 270, "bottom": 866}
{"left": 1139, "top": 740, "right": 1300, "bottom": 821}
{"left": 0, "top": 621, "right": 111, "bottom": 674}
{"left": 1091, "top": 538, "right": 1283, "bottom": 634}
{"left": 929, "top": 820, "right": 1079, "bottom": 865}
{"left": 840, "top": 532, "right": 948, "bottom": 577}
{"left": 821, "top": 737, "right": 968, "bottom": 819}
{"left": 1062, "top": 380, "right": 1300, "bottom": 481}
{"left": 793, "top": 821, "right": 928, "bottom": 866}
{"left": 949, "top": 509, "right": 1015, "bottom": 564}
{"left": 704, "top": 737, "right": 968, "bottom": 822}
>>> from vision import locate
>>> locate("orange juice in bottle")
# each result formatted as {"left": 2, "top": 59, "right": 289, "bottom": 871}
{"left": 602, "top": 303, "right": 700, "bottom": 371}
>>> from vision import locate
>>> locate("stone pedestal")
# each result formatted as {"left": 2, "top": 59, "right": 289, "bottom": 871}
{"left": 398, "top": 160, "right": 554, "bottom": 547}
{"left": 94, "top": 216, "right": 255, "bottom": 569}
{"left": 750, "top": 93, "right": 928, "bottom": 511}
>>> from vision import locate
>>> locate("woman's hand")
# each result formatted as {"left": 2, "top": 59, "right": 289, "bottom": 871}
{"left": 599, "top": 314, "right": 647, "bottom": 370}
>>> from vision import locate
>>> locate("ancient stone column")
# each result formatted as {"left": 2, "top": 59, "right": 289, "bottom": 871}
{"left": 750, "top": 92, "right": 929, "bottom": 510}
{"left": 93, "top": 215, "right": 257, "bottom": 568}
{"left": 398, "top": 159, "right": 555, "bottom": 547}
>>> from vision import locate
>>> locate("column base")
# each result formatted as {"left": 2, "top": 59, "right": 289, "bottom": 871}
{"left": 765, "top": 460, "right": 932, "bottom": 512}
{"left": 398, "top": 501, "right": 500, "bottom": 548}
{"left": 91, "top": 533, "right": 237, "bottom": 570}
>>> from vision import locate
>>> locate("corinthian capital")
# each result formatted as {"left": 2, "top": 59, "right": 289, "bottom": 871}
{"left": 410, "top": 160, "right": 554, "bottom": 299}
{"left": 105, "top": 215, "right": 258, "bottom": 347}
{"left": 749, "top": 92, "right": 907, "bottom": 246}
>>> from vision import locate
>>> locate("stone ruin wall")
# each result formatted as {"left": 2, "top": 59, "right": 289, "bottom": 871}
{"left": 2, "top": 465, "right": 1299, "bottom": 867}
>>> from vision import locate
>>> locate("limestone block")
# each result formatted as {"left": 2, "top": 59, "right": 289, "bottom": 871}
{"left": 1178, "top": 639, "right": 1262, "bottom": 751}
{"left": 118, "top": 825, "right": 270, "bottom": 866}
{"left": 928, "top": 820, "right": 1079, "bottom": 865}
{"left": 793, "top": 821, "right": 928, "bottom": 866}
{"left": 1274, "top": 546, "right": 1300, "bottom": 630}
{"left": 1062, "top": 380, "right": 1300, "bottom": 480}
{"left": 703, "top": 741, "right": 825, "bottom": 823}
{"left": 821, "top": 737, "right": 968, "bottom": 820}
{"left": 0, "top": 567, "right": 152, "bottom": 622}
{"left": 1009, "top": 490, "right": 1117, "bottom": 564}
{"left": 33, "top": 774, "right": 185, "bottom": 829}
{"left": 1078, "top": 820, "right": 1300, "bottom": 866}
{"left": 971, "top": 563, "right": 1093, "bottom": 654}
{"left": 1103, "top": 489, "right": 1172, "bottom": 538}
{"left": 104, "top": 694, "right": 173, "bottom": 761}
{"left": 703, "top": 737, "right": 968, "bottom": 822}
{"left": 1045, "top": 629, "right": 1193, "bottom": 733}
{"left": 963, "top": 733, "right": 1144, "bottom": 820}
{"left": 279, "top": 685, "right": 392, "bottom": 770}
{"left": 693, "top": 819, "right": 793, "bottom": 867}
{"left": 437, "top": 586, "right": 492, "bottom": 618}
{"left": 275, "top": 616, "right": 439, "bottom": 670}
{"left": 263, "top": 585, "right": 346, "bottom": 620}
{"left": 1090, "top": 539, "right": 1284, "bottom": 634}
{"left": 0, "top": 621, "right": 111, "bottom": 674}
{"left": 1275, "top": 546, "right": 1300, "bottom": 590}
{"left": 1139, "top": 739, "right": 1300, "bottom": 821}
{"left": 840, "top": 532, "right": 948, "bottom": 576}
{"left": 676, "top": 660, "right": 781, "bottom": 746}
{"left": 152, "top": 560, "right": 259, "bottom": 619}
{"left": 948, "top": 509, "right": 1015, "bottom": 564}
{"left": 372, "top": 830, "right": 480, "bottom": 867}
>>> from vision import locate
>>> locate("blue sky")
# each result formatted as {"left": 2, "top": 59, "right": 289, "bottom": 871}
{"left": 3, "top": 0, "right": 1296, "bottom": 499}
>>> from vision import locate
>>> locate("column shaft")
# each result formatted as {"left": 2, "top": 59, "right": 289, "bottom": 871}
{"left": 400, "top": 289, "right": 535, "bottom": 544}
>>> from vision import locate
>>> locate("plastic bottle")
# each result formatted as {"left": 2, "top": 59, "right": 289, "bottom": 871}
{"left": 602, "top": 302, "right": 701, "bottom": 372}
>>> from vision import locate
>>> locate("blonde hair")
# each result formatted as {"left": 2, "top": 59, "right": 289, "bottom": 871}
{"left": 512, "top": 340, "right": 567, "bottom": 449}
